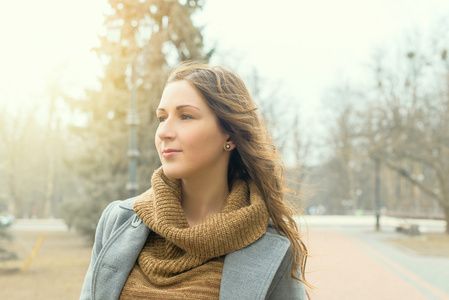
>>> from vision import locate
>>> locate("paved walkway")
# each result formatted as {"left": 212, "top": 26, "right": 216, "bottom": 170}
{"left": 305, "top": 226, "right": 449, "bottom": 300}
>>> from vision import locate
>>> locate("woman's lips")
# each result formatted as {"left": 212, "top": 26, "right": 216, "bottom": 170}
{"left": 162, "top": 150, "right": 182, "bottom": 158}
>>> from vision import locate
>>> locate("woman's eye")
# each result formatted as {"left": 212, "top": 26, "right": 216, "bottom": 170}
{"left": 158, "top": 116, "right": 166, "bottom": 122}
{"left": 181, "top": 114, "right": 193, "bottom": 120}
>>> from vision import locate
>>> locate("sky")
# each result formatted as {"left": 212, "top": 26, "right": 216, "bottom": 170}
{"left": 1, "top": 0, "right": 448, "bottom": 162}
{"left": 197, "top": 0, "right": 449, "bottom": 139}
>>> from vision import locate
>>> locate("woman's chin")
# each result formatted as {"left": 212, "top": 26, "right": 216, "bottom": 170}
{"left": 162, "top": 167, "right": 183, "bottom": 179}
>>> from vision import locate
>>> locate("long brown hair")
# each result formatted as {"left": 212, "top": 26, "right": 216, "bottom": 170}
{"left": 166, "top": 61, "right": 310, "bottom": 291}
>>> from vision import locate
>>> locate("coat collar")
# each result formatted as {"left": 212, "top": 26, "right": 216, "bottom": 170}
{"left": 118, "top": 197, "right": 138, "bottom": 210}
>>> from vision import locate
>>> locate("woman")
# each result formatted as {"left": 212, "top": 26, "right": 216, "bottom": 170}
{"left": 80, "top": 62, "right": 309, "bottom": 299}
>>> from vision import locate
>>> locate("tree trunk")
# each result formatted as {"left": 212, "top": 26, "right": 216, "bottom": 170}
{"left": 43, "top": 92, "right": 56, "bottom": 218}
{"left": 43, "top": 154, "right": 55, "bottom": 218}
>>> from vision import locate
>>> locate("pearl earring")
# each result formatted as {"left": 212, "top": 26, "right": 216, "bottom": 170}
{"left": 225, "top": 144, "right": 231, "bottom": 150}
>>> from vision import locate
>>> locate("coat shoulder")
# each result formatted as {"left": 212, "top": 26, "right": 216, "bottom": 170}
{"left": 98, "top": 197, "right": 139, "bottom": 242}
{"left": 105, "top": 197, "right": 138, "bottom": 220}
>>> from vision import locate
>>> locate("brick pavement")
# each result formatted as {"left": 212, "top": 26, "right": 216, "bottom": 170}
{"left": 305, "top": 228, "right": 449, "bottom": 300}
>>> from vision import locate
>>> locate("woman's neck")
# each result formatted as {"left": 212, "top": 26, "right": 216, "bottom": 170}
{"left": 181, "top": 173, "right": 229, "bottom": 227}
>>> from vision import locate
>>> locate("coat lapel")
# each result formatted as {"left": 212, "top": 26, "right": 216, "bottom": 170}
{"left": 219, "top": 228, "right": 290, "bottom": 300}
{"left": 92, "top": 200, "right": 150, "bottom": 300}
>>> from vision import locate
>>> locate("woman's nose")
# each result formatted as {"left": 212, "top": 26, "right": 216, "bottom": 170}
{"left": 156, "top": 118, "right": 176, "bottom": 140}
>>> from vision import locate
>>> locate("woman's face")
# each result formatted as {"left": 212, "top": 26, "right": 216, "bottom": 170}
{"left": 155, "top": 80, "right": 231, "bottom": 180}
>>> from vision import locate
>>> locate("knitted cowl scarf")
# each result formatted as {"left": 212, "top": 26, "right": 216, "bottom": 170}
{"left": 133, "top": 166, "right": 270, "bottom": 283}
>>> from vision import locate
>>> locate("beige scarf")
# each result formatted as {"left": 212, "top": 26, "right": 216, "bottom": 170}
{"left": 127, "top": 167, "right": 269, "bottom": 294}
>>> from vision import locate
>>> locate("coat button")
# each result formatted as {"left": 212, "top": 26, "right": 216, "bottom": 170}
{"left": 131, "top": 215, "right": 142, "bottom": 227}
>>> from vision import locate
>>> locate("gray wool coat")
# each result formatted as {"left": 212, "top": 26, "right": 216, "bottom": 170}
{"left": 80, "top": 197, "right": 307, "bottom": 300}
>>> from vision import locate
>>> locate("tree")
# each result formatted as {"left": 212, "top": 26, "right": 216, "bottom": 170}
{"left": 64, "top": 0, "right": 211, "bottom": 239}
{"left": 0, "top": 109, "right": 76, "bottom": 219}
{"left": 0, "top": 111, "right": 45, "bottom": 218}
{"left": 361, "top": 33, "right": 449, "bottom": 233}
{"left": 310, "top": 84, "right": 365, "bottom": 214}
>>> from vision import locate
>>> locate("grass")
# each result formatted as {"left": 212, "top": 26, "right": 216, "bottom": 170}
{"left": 0, "top": 231, "right": 92, "bottom": 300}
{"left": 388, "top": 232, "right": 449, "bottom": 257}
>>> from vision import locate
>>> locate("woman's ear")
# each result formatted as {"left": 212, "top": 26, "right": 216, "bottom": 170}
{"left": 224, "top": 137, "right": 236, "bottom": 151}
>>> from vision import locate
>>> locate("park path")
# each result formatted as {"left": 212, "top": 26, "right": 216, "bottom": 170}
{"left": 305, "top": 228, "right": 449, "bottom": 300}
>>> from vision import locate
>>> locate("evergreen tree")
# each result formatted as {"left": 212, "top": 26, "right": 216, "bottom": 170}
{"left": 64, "top": 0, "right": 211, "bottom": 239}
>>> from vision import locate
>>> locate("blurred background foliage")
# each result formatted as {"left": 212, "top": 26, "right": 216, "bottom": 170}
{"left": 1, "top": 0, "right": 448, "bottom": 243}
{"left": 1, "top": 0, "right": 212, "bottom": 239}
{"left": 306, "top": 27, "right": 449, "bottom": 234}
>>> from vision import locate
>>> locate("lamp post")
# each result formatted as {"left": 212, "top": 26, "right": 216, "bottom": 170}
{"left": 124, "top": 16, "right": 152, "bottom": 197}
{"left": 374, "top": 157, "right": 381, "bottom": 231}
{"left": 126, "top": 62, "right": 140, "bottom": 198}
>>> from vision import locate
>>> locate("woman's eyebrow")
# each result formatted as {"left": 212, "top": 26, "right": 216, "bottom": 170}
{"left": 176, "top": 104, "right": 200, "bottom": 111}
{"left": 157, "top": 105, "right": 201, "bottom": 111}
